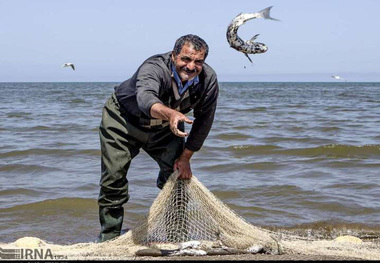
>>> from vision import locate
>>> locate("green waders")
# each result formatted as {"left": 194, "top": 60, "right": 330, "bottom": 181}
{"left": 97, "top": 94, "right": 184, "bottom": 242}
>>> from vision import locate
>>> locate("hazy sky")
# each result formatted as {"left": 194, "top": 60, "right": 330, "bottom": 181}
{"left": 1, "top": 0, "right": 380, "bottom": 82}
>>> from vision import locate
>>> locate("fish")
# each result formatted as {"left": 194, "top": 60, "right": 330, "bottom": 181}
{"left": 135, "top": 240, "right": 261, "bottom": 257}
{"left": 226, "top": 6, "right": 279, "bottom": 63}
{"left": 61, "top": 63, "right": 75, "bottom": 70}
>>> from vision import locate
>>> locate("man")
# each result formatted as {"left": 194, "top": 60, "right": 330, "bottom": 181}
{"left": 97, "top": 34, "right": 219, "bottom": 242}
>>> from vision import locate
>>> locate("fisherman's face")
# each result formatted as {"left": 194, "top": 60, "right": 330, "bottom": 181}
{"left": 172, "top": 43, "right": 205, "bottom": 82}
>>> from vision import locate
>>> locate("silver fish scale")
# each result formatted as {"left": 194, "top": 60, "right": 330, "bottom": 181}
{"left": 226, "top": 6, "right": 279, "bottom": 62}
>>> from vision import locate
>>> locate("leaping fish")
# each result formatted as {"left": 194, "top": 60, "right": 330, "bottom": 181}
{"left": 226, "top": 6, "right": 279, "bottom": 63}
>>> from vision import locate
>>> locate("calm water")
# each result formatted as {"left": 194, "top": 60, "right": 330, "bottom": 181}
{"left": 0, "top": 82, "right": 379, "bottom": 244}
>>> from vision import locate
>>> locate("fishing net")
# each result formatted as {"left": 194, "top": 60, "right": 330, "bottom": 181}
{"left": 116, "top": 171, "right": 281, "bottom": 254}
{"left": 101, "top": 171, "right": 378, "bottom": 259}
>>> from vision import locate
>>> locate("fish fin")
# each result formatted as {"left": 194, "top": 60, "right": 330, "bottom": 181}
{"left": 258, "top": 6, "right": 280, "bottom": 21}
{"left": 244, "top": 53, "right": 253, "bottom": 63}
{"left": 250, "top": 34, "right": 260, "bottom": 42}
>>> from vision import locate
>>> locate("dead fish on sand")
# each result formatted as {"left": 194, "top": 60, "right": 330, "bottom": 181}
{"left": 135, "top": 240, "right": 265, "bottom": 257}
{"left": 226, "top": 6, "right": 279, "bottom": 63}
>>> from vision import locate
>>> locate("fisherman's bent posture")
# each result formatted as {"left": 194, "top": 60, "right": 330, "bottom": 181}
{"left": 97, "top": 34, "right": 219, "bottom": 242}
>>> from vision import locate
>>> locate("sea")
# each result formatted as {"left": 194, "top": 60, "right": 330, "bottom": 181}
{"left": 0, "top": 82, "right": 379, "bottom": 245}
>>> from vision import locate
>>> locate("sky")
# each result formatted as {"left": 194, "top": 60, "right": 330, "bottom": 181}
{"left": 1, "top": 0, "right": 380, "bottom": 82}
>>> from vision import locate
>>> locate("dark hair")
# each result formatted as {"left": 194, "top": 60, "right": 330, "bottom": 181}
{"left": 173, "top": 34, "right": 209, "bottom": 59}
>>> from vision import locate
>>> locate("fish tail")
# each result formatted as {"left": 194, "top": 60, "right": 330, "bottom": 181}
{"left": 258, "top": 6, "right": 280, "bottom": 21}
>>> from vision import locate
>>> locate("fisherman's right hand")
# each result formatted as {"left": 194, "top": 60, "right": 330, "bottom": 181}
{"left": 150, "top": 103, "right": 193, "bottom": 137}
{"left": 169, "top": 111, "right": 193, "bottom": 137}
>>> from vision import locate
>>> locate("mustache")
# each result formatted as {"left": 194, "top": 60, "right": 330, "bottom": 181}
{"left": 182, "top": 67, "right": 197, "bottom": 74}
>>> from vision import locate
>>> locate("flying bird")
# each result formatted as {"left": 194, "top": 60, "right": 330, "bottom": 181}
{"left": 61, "top": 63, "right": 75, "bottom": 70}
{"left": 226, "top": 6, "right": 280, "bottom": 63}
{"left": 331, "top": 75, "right": 346, "bottom": 81}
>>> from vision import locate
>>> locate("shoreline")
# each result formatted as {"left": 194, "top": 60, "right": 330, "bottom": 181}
{"left": 1, "top": 236, "right": 378, "bottom": 261}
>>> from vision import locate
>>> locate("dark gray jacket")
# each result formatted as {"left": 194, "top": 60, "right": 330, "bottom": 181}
{"left": 114, "top": 52, "right": 219, "bottom": 152}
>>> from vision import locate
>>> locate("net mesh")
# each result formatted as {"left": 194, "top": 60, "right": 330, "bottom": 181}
{"left": 126, "top": 171, "right": 281, "bottom": 253}
{"left": 96, "top": 172, "right": 379, "bottom": 260}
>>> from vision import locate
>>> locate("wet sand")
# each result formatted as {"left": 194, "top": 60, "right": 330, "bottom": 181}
{"left": 125, "top": 253, "right": 357, "bottom": 261}
{"left": 1, "top": 236, "right": 377, "bottom": 261}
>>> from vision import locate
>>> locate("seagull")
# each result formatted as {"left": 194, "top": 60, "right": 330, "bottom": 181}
{"left": 331, "top": 75, "right": 346, "bottom": 82}
{"left": 61, "top": 63, "right": 75, "bottom": 70}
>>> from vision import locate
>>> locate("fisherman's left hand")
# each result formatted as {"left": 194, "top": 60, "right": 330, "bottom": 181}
{"left": 174, "top": 156, "right": 192, "bottom": 180}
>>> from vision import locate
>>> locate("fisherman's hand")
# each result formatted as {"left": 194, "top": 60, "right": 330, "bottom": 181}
{"left": 174, "top": 149, "right": 194, "bottom": 180}
{"left": 174, "top": 156, "right": 192, "bottom": 179}
{"left": 149, "top": 103, "right": 193, "bottom": 137}
{"left": 169, "top": 111, "right": 193, "bottom": 137}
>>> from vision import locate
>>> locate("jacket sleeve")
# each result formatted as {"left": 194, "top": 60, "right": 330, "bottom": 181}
{"left": 135, "top": 62, "right": 164, "bottom": 117}
{"left": 185, "top": 73, "right": 219, "bottom": 151}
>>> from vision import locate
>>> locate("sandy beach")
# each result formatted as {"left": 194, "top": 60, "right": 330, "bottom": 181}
{"left": 1, "top": 234, "right": 378, "bottom": 261}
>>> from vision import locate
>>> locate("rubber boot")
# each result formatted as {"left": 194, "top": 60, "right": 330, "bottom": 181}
{"left": 97, "top": 206, "right": 124, "bottom": 243}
